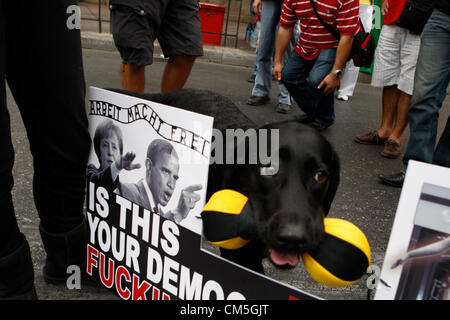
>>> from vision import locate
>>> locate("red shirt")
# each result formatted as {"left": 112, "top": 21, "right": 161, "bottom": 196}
{"left": 382, "top": 0, "right": 407, "bottom": 25}
{"left": 280, "top": 0, "right": 360, "bottom": 60}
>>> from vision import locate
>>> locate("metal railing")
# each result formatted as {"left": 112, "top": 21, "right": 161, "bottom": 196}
{"left": 79, "top": 0, "right": 246, "bottom": 48}
{"left": 79, "top": 0, "right": 106, "bottom": 33}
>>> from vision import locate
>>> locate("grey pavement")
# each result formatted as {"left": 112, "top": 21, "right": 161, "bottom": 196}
{"left": 81, "top": 31, "right": 261, "bottom": 69}
{"left": 7, "top": 47, "right": 450, "bottom": 300}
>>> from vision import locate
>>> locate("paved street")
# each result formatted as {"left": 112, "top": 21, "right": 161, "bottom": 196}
{"left": 6, "top": 48, "right": 450, "bottom": 300}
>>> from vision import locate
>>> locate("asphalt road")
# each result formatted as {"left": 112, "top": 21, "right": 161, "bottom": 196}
{"left": 6, "top": 48, "right": 450, "bottom": 300}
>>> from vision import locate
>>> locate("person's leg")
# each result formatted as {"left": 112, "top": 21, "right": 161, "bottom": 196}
{"left": 387, "top": 91, "right": 411, "bottom": 143}
{"left": 110, "top": 4, "right": 155, "bottom": 93}
{"left": 377, "top": 85, "right": 400, "bottom": 139}
{"left": 403, "top": 10, "right": 450, "bottom": 168}
{"left": 379, "top": 10, "right": 450, "bottom": 187}
{"left": 0, "top": 3, "right": 36, "bottom": 299}
{"left": 161, "top": 55, "right": 197, "bottom": 93}
{"left": 0, "top": 0, "right": 23, "bottom": 260}
{"left": 281, "top": 51, "right": 315, "bottom": 118}
{"left": 384, "top": 28, "right": 420, "bottom": 144}
{"left": 379, "top": 89, "right": 410, "bottom": 159}
{"left": 251, "top": 1, "right": 279, "bottom": 101}
{"left": 434, "top": 115, "right": 450, "bottom": 168}
{"left": 6, "top": 1, "right": 91, "bottom": 234}
{"left": 248, "top": 49, "right": 259, "bottom": 83}
{"left": 307, "top": 48, "right": 337, "bottom": 127}
{"left": 362, "top": 25, "right": 401, "bottom": 141}
{"left": 121, "top": 61, "right": 145, "bottom": 93}
{"left": 157, "top": 0, "right": 203, "bottom": 93}
{"left": 276, "top": 19, "right": 293, "bottom": 110}
{"left": 5, "top": 1, "right": 91, "bottom": 282}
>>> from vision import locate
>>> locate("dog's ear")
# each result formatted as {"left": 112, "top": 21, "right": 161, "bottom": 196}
{"left": 323, "top": 147, "right": 340, "bottom": 216}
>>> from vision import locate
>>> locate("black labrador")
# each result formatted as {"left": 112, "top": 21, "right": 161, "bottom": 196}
{"left": 108, "top": 88, "right": 340, "bottom": 273}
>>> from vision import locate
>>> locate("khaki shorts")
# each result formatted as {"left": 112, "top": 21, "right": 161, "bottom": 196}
{"left": 371, "top": 24, "right": 421, "bottom": 95}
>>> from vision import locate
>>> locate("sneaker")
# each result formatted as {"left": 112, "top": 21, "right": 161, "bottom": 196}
{"left": 275, "top": 103, "right": 292, "bottom": 114}
{"left": 247, "top": 74, "right": 256, "bottom": 83}
{"left": 336, "top": 93, "right": 349, "bottom": 101}
{"left": 247, "top": 95, "right": 270, "bottom": 106}
{"left": 354, "top": 131, "right": 387, "bottom": 145}
{"left": 380, "top": 140, "right": 401, "bottom": 159}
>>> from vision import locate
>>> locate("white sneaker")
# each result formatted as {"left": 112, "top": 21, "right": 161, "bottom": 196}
{"left": 336, "top": 93, "right": 349, "bottom": 101}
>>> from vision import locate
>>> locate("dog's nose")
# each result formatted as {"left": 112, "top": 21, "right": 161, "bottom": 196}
{"left": 276, "top": 225, "right": 307, "bottom": 248}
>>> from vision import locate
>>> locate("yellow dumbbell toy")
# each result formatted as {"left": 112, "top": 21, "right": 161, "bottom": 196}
{"left": 202, "top": 190, "right": 371, "bottom": 287}
{"left": 301, "top": 218, "right": 371, "bottom": 287}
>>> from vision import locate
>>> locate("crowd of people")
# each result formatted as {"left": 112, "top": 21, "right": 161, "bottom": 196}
{"left": 248, "top": 0, "right": 449, "bottom": 188}
{"left": 0, "top": 0, "right": 448, "bottom": 300}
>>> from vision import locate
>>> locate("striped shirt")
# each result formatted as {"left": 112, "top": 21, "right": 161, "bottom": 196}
{"left": 280, "top": 0, "right": 360, "bottom": 60}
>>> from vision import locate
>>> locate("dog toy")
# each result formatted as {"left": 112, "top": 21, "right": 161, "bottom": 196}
{"left": 201, "top": 189, "right": 257, "bottom": 249}
{"left": 301, "top": 218, "right": 371, "bottom": 287}
{"left": 201, "top": 190, "right": 370, "bottom": 287}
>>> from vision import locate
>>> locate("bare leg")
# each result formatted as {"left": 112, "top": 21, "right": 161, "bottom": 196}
{"left": 378, "top": 85, "right": 400, "bottom": 139}
{"left": 161, "top": 55, "right": 196, "bottom": 93}
{"left": 388, "top": 91, "right": 411, "bottom": 143}
{"left": 120, "top": 61, "right": 145, "bottom": 93}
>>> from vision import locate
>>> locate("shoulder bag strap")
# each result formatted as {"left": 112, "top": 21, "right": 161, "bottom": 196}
{"left": 309, "top": 0, "right": 341, "bottom": 40}
{"left": 309, "top": 0, "right": 365, "bottom": 37}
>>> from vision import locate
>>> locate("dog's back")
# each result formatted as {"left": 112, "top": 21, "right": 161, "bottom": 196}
{"left": 108, "top": 88, "right": 255, "bottom": 132}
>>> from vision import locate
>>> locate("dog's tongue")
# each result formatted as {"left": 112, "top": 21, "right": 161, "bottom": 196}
{"left": 269, "top": 249, "right": 299, "bottom": 267}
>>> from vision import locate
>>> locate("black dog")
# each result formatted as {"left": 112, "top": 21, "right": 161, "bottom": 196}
{"left": 108, "top": 88, "right": 340, "bottom": 273}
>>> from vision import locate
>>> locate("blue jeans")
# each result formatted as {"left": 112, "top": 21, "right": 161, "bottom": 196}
{"left": 281, "top": 48, "right": 336, "bottom": 126}
{"left": 402, "top": 10, "right": 450, "bottom": 171}
{"left": 252, "top": 1, "right": 292, "bottom": 105}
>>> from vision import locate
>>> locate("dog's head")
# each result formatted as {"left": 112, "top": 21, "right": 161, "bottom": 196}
{"left": 230, "top": 121, "right": 340, "bottom": 268}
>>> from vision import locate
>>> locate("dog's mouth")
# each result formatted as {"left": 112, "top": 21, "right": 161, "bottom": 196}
{"left": 265, "top": 235, "right": 321, "bottom": 269}
{"left": 268, "top": 249, "right": 300, "bottom": 268}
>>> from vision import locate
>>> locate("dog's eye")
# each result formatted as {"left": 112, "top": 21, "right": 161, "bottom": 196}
{"left": 313, "top": 170, "right": 328, "bottom": 183}
{"left": 260, "top": 165, "right": 278, "bottom": 176}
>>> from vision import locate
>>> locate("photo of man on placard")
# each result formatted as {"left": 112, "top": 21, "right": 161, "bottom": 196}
{"left": 117, "top": 138, "right": 203, "bottom": 223}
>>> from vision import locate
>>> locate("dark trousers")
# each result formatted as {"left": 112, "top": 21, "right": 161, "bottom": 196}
{"left": 0, "top": 1, "right": 91, "bottom": 258}
{"left": 281, "top": 48, "right": 336, "bottom": 126}
{"left": 403, "top": 10, "right": 450, "bottom": 170}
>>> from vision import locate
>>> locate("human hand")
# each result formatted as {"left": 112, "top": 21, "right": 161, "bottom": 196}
{"left": 117, "top": 152, "right": 141, "bottom": 171}
{"left": 318, "top": 73, "right": 340, "bottom": 96}
{"left": 391, "top": 256, "right": 408, "bottom": 269}
{"left": 273, "top": 61, "right": 283, "bottom": 82}
{"left": 253, "top": 0, "right": 262, "bottom": 16}
{"left": 174, "top": 184, "right": 203, "bottom": 222}
{"left": 381, "top": 0, "right": 389, "bottom": 15}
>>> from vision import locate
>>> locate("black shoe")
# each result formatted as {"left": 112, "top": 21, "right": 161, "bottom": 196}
{"left": 247, "top": 95, "right": 270, "bottom": 106}
{"left": 378, "top": 171, "right": 405, "bottom": 188}
{"left": 275, "top": 103, "right": 292, "bottom": 114}
{"left": 40, "top": 220, "right": 102, "bottom": 288}
{"left": 294, "top": 114, "right": 315, "bottom": 124}
{"left": 247, "top": 74, "right": 256, "bottom": 83}
{"left": 0, "top": 233, "right": 37, "bottom": 300}
{"left": 311, "top": 121, "right": 333, "bottom": 132}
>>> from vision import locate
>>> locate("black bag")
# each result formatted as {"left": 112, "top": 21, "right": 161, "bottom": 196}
{"left": 396, "top": 0, "right": 435, "bottom": 35}
{"left": 309, "top": 0, "right": 375, "bottom": 68}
